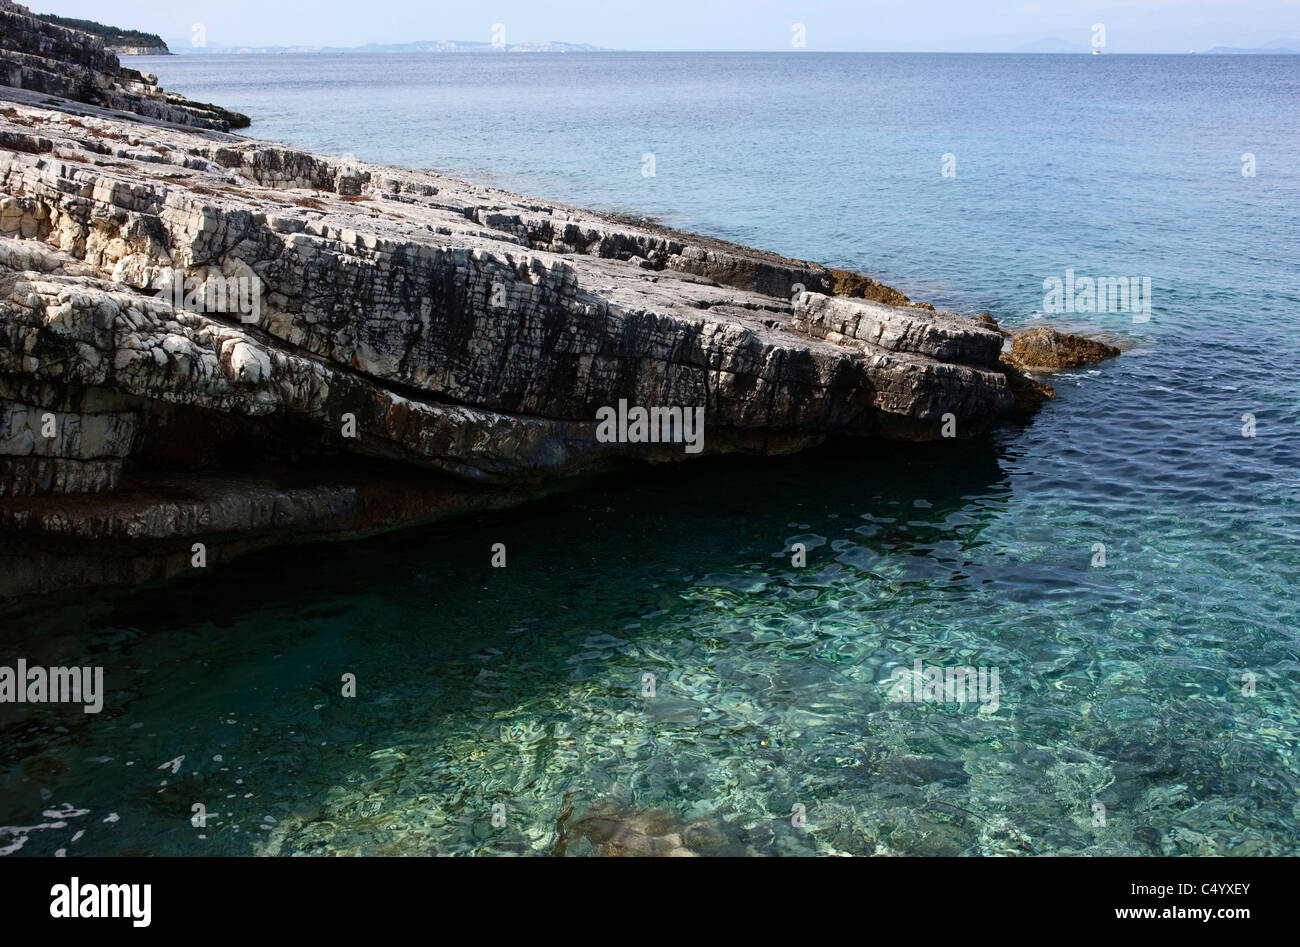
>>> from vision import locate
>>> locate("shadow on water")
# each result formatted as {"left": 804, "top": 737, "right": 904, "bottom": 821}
{"left": 1, "top": 429, "right": 1023, "bottom": 854}
{"left": 20, "top": 428, "right": 1019, "bottom": 643}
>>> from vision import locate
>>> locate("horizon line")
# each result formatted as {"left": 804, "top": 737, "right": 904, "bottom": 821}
{"left": 162, "top": 47, "right": 1298, "bottom": 56}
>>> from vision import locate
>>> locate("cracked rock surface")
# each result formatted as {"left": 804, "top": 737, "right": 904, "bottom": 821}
{"left": 0, "top": 47, "right": 1052, "bottom": 596}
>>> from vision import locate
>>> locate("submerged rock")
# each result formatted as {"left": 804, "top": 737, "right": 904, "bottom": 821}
{"left": 558, "top": 801, "right": 763, "bottom": 857}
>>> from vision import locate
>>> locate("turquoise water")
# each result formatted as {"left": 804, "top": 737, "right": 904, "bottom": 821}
{"left": 2, "top": 53, "right": 1298, "bottom": 856}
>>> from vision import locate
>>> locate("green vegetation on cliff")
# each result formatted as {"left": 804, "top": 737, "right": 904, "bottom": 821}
{"left": 34, "top": 12, "right": 169, "bottom": 51}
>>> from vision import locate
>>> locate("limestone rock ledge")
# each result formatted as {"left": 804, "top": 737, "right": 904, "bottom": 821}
{"left": 0, "top": 88, "right": 1049, "bottom": 597}
{"left": 0, "top": 0, "right": 246, "bottom": 130}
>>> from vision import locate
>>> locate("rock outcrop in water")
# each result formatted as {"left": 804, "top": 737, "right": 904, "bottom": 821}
{"left": 0, "top": 9, "right": 1073, "bottom": 598}
{"left": 1008, "top": 327, "right": 1121, "bottom": 372}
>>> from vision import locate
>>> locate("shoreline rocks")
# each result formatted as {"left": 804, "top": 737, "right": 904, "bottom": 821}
{"left": 0, "top": 1, "right": 245, "bottom": 130}
{"left": 0, "top": 5, "right": 1118, "bottom": 600}
{"left": 1008, "top": 327, "right": 1122, "bottom": 372}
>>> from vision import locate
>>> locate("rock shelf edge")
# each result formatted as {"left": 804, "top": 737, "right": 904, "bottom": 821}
{"left": 0, "top": 7, "right": 1118, "bottom": 598}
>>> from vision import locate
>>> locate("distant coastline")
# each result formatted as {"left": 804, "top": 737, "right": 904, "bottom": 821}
{"left": 1201, "top": 45, "right": 1298, "bottom": 53}
{"left": 178, "top": 39, "right": 608, "bottom": 55}
{"left": 164, "top": 44, "right": 1300, "bottom": 56}
{"left": 109, "top": 44, "right": 170, "bottom": 55}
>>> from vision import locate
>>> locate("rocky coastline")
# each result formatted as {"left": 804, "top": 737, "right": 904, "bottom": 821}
{"left": 107, "top": 45, "right": 171, "bottom": 57}
{"left": 1, "top": 1, "right": 241, "bottom": 130}
{"left": 0, "top": 0, "right": 1113, "bottom": 602}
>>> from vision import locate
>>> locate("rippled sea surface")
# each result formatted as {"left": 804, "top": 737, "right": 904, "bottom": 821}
{"left": 2, "top": 53, "right": 1298, "bottom": 856}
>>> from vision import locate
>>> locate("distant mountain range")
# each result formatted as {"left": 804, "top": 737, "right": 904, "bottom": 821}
{"left": 176, "top": 40, "right": 608, "bottom": 55}
{"left": 1201, "top": 46, "right": 1298, "bottom": 54}
{"left": 1011, "top": 35, "right": 1299, "bottom": 54}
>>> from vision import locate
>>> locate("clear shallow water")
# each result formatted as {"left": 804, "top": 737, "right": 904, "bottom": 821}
{"left": 2, "top": 53, "right": 1298, "bottom": 856}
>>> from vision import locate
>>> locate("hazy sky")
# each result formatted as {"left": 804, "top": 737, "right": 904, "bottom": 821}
{"left": 35, "top": 0, "right": 1300, "bottom": 52}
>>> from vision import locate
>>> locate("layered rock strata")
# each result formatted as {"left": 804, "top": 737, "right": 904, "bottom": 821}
{"left": 0, "top": 0, "right": 244, "bottom": 130}
{"left": 0, "top": 65, "right": 1061, "bottom": 596}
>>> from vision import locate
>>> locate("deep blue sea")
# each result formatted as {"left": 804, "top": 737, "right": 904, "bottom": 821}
{"left": 2, "top": 53, "right": 1298, "bottom": 856}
